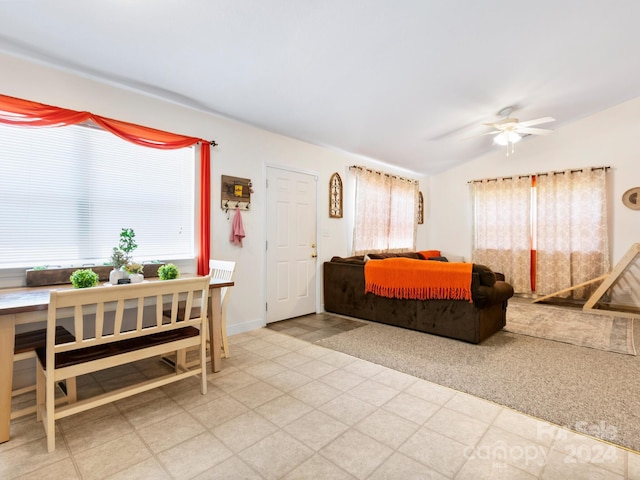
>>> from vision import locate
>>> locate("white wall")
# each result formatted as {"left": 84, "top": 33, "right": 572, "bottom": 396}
{"left": 0, "top": 52, "right": 429, "bottom": 334}
{"left": 428, "top": 96, "right": 640, "bottom": 266}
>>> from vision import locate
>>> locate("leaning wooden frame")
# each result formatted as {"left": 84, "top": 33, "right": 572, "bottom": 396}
{"left": 533, "top": 243, "right": 640, "bottom": 319}
{"left": 35, "top": 275, "right": 211, "bottom": 452}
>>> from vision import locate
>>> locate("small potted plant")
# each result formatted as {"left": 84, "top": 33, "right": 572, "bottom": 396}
{"left": 125, "top": 262, "right": 144, "bottom": 283}
{"left": 70, "top": 268, "right": 99, "bottom": 289}
{"left": 158, "top": 263, "right": 179, "bottom": 280}
{"left": 109, "top": 247, "right": 129, "bottom": 285}
{"left": 119, "top": 228, "right": 138, "bottom": 257}
{"left": 108, "top": 228, "right": 139, "bottom": 285}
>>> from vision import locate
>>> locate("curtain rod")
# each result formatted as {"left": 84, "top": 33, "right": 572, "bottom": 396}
{"left": 467, "top": 166, "right": 610, "bottom": 184}
{"left": 349, "top": 165, "right": 418, "bottom": 184}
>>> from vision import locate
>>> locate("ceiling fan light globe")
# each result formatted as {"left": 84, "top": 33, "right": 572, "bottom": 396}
{"left": 494, "top": 131, "right": 522, "bottom": 146}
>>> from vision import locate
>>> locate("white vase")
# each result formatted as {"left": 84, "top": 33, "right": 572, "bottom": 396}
{"left": 109, "top": 268, "right": 122, "bottom": 285}
{"left": 129, "top": 273, "right": 144, "bottom": 283}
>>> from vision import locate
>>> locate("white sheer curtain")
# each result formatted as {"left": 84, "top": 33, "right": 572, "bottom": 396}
{"left": 471, "top": 177, "right": 532, "bottom": 293}
{"left": 536, "top": 169, "right": 609, "bottom": 299}
{"left": 352, "top": 167, "right": 417, "bottom": 255}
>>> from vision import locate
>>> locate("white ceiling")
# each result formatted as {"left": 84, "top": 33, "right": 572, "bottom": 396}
{"left": 1, "top": 1, "right": 639, "bottom": 175}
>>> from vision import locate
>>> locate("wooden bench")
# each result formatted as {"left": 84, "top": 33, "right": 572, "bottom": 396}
{"left": 35, "top": 276, "right": 211, "bottom": 452}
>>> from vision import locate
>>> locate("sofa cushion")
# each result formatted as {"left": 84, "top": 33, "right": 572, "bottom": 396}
{"left": 417, "top": 250, "right": 442, "bottom": 259}
{"left": 367, "top": 252, "right": 424, "bottom": 260}
{"left": 472, "top": 264, "right": 496, "bottom": 287}
{"left": 330, "top": 255, "right": 366, "bottom": 264}
{"left": 427, "top": 256, "right": 449, "bottom": 262}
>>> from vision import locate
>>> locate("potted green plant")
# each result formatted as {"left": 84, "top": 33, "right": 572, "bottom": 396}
{"left": 69, "top": 268, "right": 99, "bottom": 289}
{"left": 125, "top": 262, "right": 144, "bottom": 283}
{"left": 108, "top": 228, "right": 139, "bottom": 285}
{"left": 119, "top": 228, "right": 138, "bottom": 257}
{"left": 109, "top": 247, "right": 129, "bottom": 285}
{"left": 158, "top": 263, "right": 179, "bottom": 280}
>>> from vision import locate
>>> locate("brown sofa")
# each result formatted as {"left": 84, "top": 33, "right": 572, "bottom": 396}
{"left": 323, "top": 253, "right": 514, "bottom": 344}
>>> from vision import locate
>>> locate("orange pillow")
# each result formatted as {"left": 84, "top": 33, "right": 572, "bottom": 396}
{"left": 418, "top": 250, "right": 441, "bottom": 260}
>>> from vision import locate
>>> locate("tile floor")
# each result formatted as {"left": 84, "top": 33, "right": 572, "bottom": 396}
{"left": 3, "top": 321, "right": 639, "bottom": 479}
{"left": 267, "top": 312, "right": 367, "bottom": 343}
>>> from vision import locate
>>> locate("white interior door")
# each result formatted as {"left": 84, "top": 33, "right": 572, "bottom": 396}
{"left": 266, "top": 167, "right": 317, "bottom": 323}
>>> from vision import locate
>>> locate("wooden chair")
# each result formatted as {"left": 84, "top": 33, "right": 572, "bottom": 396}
{"left": 11, "top": 327, "right": 76, "bottom": 420}
{"left": 36, "top": 276, "right": 210, "bottom": 452}
{"left": 209, "top": 260, "right": 236, "bottom": 358}
{"left": 164, "top": 260, "right": 234, "bottom": 367}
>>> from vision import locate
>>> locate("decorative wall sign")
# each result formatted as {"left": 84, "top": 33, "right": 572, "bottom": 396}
{"left": 418, "top": 191, "right": 424, "bottom": 224}
{"left": 622, "top": 187, "right": 640, "bottom": 210}
{"left": 329, "top": 172, "right": 343, "bottom": 218}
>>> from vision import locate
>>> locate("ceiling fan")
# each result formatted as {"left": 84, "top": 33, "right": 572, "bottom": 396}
{"left": 484, "top": 106, "right": 555, "bottom": 155}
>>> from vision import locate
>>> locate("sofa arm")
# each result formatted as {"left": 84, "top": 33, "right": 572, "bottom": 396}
{"left": 472, "top": 281, "right": 514, "bottom": 308}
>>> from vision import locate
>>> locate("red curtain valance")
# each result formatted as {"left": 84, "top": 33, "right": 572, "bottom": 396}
{"left": 0, "top": 95, "right": 91, "bottom": 126}
{"left": 0, "top": 93, "right": 212, "bottom": 275}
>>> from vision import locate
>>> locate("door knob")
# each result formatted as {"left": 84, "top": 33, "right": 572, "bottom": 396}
{"left": 311, "top": 252, "right": 318, "bottom": 258}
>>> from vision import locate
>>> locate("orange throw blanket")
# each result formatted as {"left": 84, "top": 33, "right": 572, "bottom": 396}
{"left": 364, "top": 258, "right": 473, "bottom": 301}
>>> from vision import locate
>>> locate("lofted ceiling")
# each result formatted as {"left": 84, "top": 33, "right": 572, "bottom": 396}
{"left": 1, "top": 1, "right": 640, "bottom": 175}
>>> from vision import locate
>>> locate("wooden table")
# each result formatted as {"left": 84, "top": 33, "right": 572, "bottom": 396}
{"left": 0, "top": 276, "right": 233, "bottom": 443}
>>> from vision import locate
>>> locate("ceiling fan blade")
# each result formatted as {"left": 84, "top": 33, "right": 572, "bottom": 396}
{"left": 460, "top": 130, "right": 499, "bottom": 141}
{"left": 516, "top": 127, "right": 553, "bottom": 135}
{"left": 483, "top": 117, "right": 518, "bottom": 127}
{"left": 517, "top": 116, "right": 556, "bottom": 128}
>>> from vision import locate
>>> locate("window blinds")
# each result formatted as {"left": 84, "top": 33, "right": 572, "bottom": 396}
{"left": 0, "top": 123, "right": 195, "bottom": 268}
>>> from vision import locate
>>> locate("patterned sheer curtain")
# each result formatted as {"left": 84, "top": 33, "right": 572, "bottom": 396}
{"left": 471, "top": 177, "right": 532, "bottom": 293}
{"left": 389, "top": 176, "right": 419, "bottom": 251}
{"left": 536, "top": 169, "right": 609, "bottom": 299}
{"left": 352, "top": 167, "right": 417, "bottom": 254}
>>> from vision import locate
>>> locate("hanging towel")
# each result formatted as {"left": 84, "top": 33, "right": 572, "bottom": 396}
{"left": 230, "top": 208, "right": 246, "bottom": 247}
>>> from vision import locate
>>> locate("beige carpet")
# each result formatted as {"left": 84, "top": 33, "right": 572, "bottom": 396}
{"left": 506, "top": 301, "right": 636, "bottom": 355}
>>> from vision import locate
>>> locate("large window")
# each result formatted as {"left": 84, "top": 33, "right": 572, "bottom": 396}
{"left": 471, "top": 168, "right": 609, "bottom": 299}
{"left": 0, "top": 122, "right": 196, "bottom": 268}
{"left": 352, "top": 166, "right": 418, "bottom": 254}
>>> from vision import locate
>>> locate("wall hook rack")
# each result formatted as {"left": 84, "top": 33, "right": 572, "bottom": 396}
{"left": 221, "top": 175, "right": 251, "bottom": 213}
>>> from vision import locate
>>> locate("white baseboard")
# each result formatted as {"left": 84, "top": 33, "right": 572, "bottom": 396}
{"left": 226, "top": 318, "right": 265, "bottom": 336}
